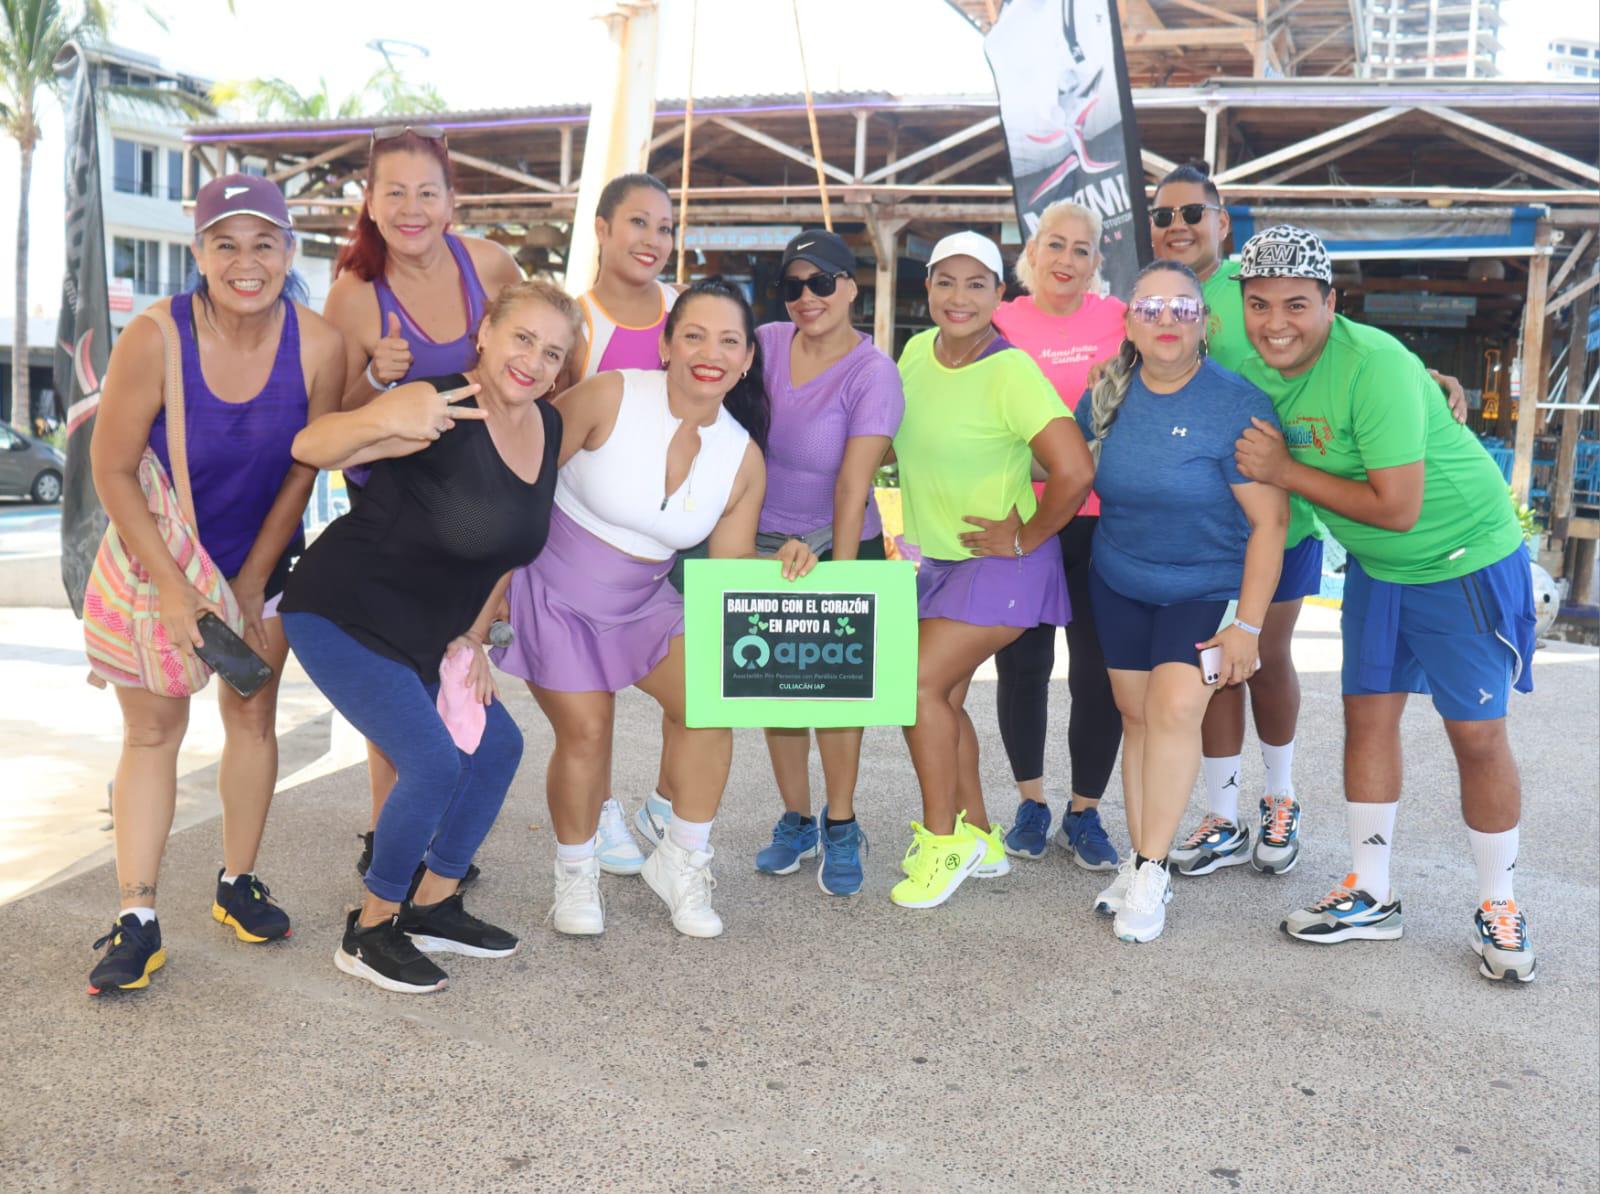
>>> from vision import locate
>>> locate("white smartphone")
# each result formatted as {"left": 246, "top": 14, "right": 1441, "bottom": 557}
{"left": 1199, "top": 644, "right": 1224, "bottom": 686}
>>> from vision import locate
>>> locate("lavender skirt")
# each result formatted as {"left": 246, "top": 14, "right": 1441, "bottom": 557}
{"left": 491, "top": 507, "right": 684, "bottom": 693}
{"left": 917, "top": 535, "right": 1072, "bottom": 629}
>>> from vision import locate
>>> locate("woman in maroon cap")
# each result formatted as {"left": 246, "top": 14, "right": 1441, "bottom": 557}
{"left": 85, "top": 174, "right": 346, "bottom": 997}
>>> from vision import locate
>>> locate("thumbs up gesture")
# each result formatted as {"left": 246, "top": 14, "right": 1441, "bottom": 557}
{"left": 369, "top": 312, "right": 414, "bottom": 387}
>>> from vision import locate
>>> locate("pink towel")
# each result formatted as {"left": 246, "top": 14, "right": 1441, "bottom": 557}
{"left": 436, "top": 645, "right": 486, "bottom": 754}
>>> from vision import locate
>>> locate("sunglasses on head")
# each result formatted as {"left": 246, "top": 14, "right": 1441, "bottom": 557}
{"left": 1130, "top": 295, "right": 1205, "bottom": 325}
{"left": 781, "top": 272, "right": 849, "bottom": 302}
{"left": 1150, "top": 203, "right": 1222, "bottom": 228}
{"left": 371, "top": 124, "right": 448, "bottom": 147}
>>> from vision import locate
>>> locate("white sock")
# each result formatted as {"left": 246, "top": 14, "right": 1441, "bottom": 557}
{"left": 121, "top": 906, "right": 157, "bottom": 925}
{"left": 1261, "top": 739, "right": 1296, "bottom": 798}
{"left": 219, "top": 872, "right": 244, "bottom": 885}
{"left": 669, "top": 815, "right": 713, "bottom": 853}
{"left": 555, "top": 837, "right": 596, "bottom": 866}
{"left": 1202, "top": 755, "right": 1242, "bottom": 824}
{"left": 1467, "top": 826, "right": 1518, "bottom": 904}
{"left": 1346, "top": 802, "right": 1397, "bottom": 900}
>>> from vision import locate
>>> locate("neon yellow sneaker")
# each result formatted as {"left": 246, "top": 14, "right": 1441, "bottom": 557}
{"left": 969, "top": 818, "right": 1011, "bottom": 879}
{"left": 890, "top": 817, "right": 984, "bottom": 909}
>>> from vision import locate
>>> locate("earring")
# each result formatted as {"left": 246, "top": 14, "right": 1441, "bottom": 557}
{"left": 741, "top": 370, "right": 748, "bottom": 380}
{"left": 1198, "top": 336, "right": 1210, "bottom": 359}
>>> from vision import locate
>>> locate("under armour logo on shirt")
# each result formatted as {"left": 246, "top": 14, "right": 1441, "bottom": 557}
{"left": 1171, "top": 427, "right": 1188, "bottom": 437}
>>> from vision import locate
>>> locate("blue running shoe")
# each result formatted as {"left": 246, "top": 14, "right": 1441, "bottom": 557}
{"left": 755, "top": 811, "right": 819, "bottom": 875}
{"left": 1003, "top": 800, "right": 1052, "bottom": 859}
{"left": 817, "top": 806, "right": 867, "bottom": 896}
{"left": 1282, "top": 874, "right": 1403, "bottom": 943}
{"left": 1058, "top": 806, "right": 1120, "bottom": 872}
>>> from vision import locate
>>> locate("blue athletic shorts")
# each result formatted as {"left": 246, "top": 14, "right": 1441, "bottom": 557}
{"left": 1273, "top": 536, "right": 1324, "bottom": 603}
{"left": 1090, "top": 565, "right": 1230, "bottom": 673}
{"left": 1340, "top": 546, "right": 1535, "bottom": 721}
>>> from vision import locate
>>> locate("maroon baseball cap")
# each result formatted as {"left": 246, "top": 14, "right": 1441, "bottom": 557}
{"left": 193, "top": 173, "right": 293, "bottom": 233}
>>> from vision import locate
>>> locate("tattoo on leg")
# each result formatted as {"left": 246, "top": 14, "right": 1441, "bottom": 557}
{"left": 119, "top": 881, "right": 157, "bottom": 902}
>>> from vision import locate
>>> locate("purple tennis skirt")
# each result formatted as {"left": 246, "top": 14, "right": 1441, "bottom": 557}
{"left": 490, "top": 507, "right": 684, "bottom": 693}
{"left": 916, "top": 534, "right": 1072, "bottom": 629}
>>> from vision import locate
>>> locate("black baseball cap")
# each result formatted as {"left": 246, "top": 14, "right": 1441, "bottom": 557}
{"left": 780, "top": 229, "right": 855, "bottom": 276}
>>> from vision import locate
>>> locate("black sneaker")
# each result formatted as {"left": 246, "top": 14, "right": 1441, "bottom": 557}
{"left": 88, "top": 914, "right": 165, "bottom": 996}
{"left": 211, "top": 870, "right": 292, "bottom": 942}
{"left": 333, "top": 909, "right": 448, "bottom": 994}
{"left": 400, "top": 892, "right": 519, "bottom": 958}
{"left": 355, "top": 832, "right": 480, "bottom": 895}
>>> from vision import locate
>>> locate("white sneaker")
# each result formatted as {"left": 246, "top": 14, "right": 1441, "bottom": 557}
{"left": 1113, "top": 860, "right": 1171, "bottom": 943}
{"left": 547, "top": 857, "right": 604, "bottom": 936}
{"left": 1093, "top": 857, "right": 1135, "bottom": 916}
{"left": 633, "top": 792, "right": 672, "bottom": 849}
{"left": 641, "top": 837, "right": 723, "bottom": 938}
{"left": 596, "top": 797, "right": 646, "bottom": 875}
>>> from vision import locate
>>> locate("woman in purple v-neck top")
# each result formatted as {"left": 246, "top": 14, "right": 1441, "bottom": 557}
{"left": 321, "top": 126, "right": 524, "bottom": 881}
{"left": 750, "top": 230, "right": 905, "bottom": 898}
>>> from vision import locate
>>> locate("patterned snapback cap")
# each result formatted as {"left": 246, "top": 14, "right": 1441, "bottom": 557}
{"left": 1236, "top": 224, "right": 1333, "bottom": 285}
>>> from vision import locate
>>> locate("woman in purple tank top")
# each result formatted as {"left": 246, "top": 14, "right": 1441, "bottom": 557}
{"left": 322, "top": 126, "right": 522, "bottom": 872}
{"left": 85, "top": 175, "right": 345, "bottom": 997}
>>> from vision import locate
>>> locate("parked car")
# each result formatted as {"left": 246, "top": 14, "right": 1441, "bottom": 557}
{"left": 0, "top": 425, "right": 65, "bottom": 503}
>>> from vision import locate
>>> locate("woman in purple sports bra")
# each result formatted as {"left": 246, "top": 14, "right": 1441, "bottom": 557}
{"left": 322, "top": 125, "right": 523, "bottom": 878}
{"left": 84, "top": 175, "right": 346, "bottom": 997}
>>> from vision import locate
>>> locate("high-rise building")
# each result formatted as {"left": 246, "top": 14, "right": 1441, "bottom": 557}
{"left": 1365, "top": 0, "right": 1503, "bottom": 79}
{"left": 1547, "top": 36, "right": 1600, "bottom": 80}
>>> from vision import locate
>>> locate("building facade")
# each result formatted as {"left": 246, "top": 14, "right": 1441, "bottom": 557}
{"left": 1547, "top": 37, "right": 1600, "bottom": 81}
{"left": 1365, "top": 0, "right": 1502, "bottom": 79}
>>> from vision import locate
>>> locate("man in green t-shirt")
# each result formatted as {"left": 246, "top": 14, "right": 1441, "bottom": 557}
{"left": 1149, "top": 161, "right": 1474, "bottom": 887}
{"left": 1232, "top": 225, "right": 1537, "bottom": 984}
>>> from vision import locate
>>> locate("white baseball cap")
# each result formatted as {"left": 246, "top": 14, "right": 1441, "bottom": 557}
{"left": 926, "top": 230, "right": 1004, "bottom": 281}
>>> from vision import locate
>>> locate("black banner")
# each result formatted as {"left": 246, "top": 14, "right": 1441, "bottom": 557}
{"left": 54, "top": 42, "right": 112, "bottom": 617}
{"left": 983, "top": 0, "right": 1149, "bottom": 296}
{"left": 722, "top": 591, "right": 877, "bottom": 700}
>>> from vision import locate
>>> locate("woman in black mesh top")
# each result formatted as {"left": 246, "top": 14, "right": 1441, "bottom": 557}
{"left": 281, "top": 280, "right": 582, "bottom": 994}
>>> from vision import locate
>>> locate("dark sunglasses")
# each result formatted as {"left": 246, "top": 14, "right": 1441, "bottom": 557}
{"left": 371, "top": 124, "right": 448, "bottom": 147}
{"left": 1129, "top": 295, "right": 1205, "bottom": 324}
{"left": 781, "top": 272, "right": 849, "bottom": 302}
{"left": 1150, "top": 203, "right": 1222, "bottom": 228}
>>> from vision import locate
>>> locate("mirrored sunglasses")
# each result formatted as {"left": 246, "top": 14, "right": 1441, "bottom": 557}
{"left": 1129, "top": 295, "right": 1205, "bottom": 324}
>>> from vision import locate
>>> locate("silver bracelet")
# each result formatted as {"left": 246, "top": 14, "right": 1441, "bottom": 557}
{"left": 364, "top": 361, "right": 390, "bottom": 391}
{"left": 1233, "top": 618, "right": 1262, "bottom": 636}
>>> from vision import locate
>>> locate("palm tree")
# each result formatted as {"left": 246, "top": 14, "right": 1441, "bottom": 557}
{"left": 211, "top": 67, "right": 446, "bottom": 122}
{"left": 1, "top": 0, "right": 109, "bottom": 434}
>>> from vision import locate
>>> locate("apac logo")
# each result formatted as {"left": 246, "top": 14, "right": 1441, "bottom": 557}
{"left": 731, "top": 634, "right": 770, "bottom": 669}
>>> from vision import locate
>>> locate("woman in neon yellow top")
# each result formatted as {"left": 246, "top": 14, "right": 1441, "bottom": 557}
{"left": 889, "top": 231, "right": 1094, "bottom": 912}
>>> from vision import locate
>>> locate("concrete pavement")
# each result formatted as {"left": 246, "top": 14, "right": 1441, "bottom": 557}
{"left": 1, "top": 604, "right": 1597, "bottom": 1191}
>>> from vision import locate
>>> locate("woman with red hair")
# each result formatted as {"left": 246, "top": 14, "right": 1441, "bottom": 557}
{"left": 321, "top": 125, "right": 523, "bottom": 886}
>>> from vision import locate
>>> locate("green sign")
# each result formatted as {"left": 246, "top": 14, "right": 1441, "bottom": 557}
{"left": 683, "top": 559, "right": 918, "bottom": 728}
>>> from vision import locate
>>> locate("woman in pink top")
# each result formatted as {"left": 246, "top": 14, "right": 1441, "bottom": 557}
{"left": 573, "top": 173, "right": 679, "bottom": 380}
{"left": 989, "top": 200, "right": 1127, "bottom": 871}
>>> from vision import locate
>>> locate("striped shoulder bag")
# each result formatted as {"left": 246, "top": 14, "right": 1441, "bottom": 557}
{"left": 82, "top": 304, "right": 243, "bottom": 697}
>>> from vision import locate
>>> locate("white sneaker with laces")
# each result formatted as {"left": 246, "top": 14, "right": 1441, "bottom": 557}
{"left": 633, "top": 792, "right": 672, "bottom": 849}
{"left": 547, "top": 857, "right": 604, "bottom": 936}
{"left": 596, "top": 797, "right": 646, "bottom": 875}
{"left": 1093, "top": 857, "right": 1135, "bottom": 916}
{"left": 1113, "top": 860, "right": 1171, "bottom": 943}
{"left": 641, "top": 838, "right": 723, "bottom": 938}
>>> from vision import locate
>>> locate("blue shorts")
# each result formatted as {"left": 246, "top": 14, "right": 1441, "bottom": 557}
{"left": 1341, "top": 546, "right": 1536, "bottom": 721}
{"left": 1274, "top": 536, "right": 1324, "bottom": 603}
{"left": 1090, "top": 565, "right": 1230, "bottom": 673}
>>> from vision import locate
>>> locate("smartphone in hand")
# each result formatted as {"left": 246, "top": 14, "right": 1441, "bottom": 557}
{"left": 1199, "top": 644, "right": 1224, "bottom": 686}
{"left": 195, "top": 612, "right": 274, "bottom": 698}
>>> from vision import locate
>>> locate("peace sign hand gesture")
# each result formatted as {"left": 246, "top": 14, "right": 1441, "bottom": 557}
{"left": 379, "top": 380, "right": 486, "bottom": 443}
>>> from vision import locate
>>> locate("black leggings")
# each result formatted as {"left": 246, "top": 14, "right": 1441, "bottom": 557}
{"left": 992, "top": 515, "right": 1122, "bottom": 799}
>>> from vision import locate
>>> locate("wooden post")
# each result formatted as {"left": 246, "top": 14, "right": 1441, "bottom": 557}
{"left": 1551, "top": 284, "right": 1592, "bottom": 542}
{"left": 1510, "top": 224, "right": 1553, "bottom": 503}
{"left": 866, "top": 211, "right": 908, "bottom": 356}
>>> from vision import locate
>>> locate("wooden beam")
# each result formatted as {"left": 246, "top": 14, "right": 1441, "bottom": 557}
{"left": 648, "top": 120, "right": 691, "bottom": 154}
{"left": 1259, "top": 123, "right": 1396, "bottom": 184}
{"left": 448, "top": 149, "right": 561, "bottom": 194}
{"left": 1288, "top": 22, "right": 1347, "bottom": 70}
{"left": 266, "top": 137, "right": 363, "bottom": 184}
{"left": 863, "top": 115, "right": 1001, "bottom": 184}
{"left": 1548, "top": 230, "right": 1595, "bottom": 295}
{"left": 1433, "top": 124, "right": 1577, "bottom": 191}
{"left": 1419, "top": 105, "right": 1600, "bottom": 186}
{"left": 1550, "top": 283, "right": 1592, "bottom": 540}
{"left": 1321, "top": 53, "right": 1358, "bottom": 77}
{"left": 1511, "top": 228, "right": 1553, "bottom": 502}
{"left": 920, "top": 141, "right": 1005, "bottom": 185}
{"left": 1165, "top": 0, "right": 1254, "bottom": 26}
{"left": 1142, "top": 148, "right": 1180, "bottom": 180}
{"left": 1549, "top": 269, "right": 1600, "bottom": 316}
{"left": 865, "top": 210, "right": 908, "bottom": 355}
{"left": 709, "top": 115, "right": 853, "bottom": 185}
{"left": 1267, "top": 0, "right": 1315, "bottom": 31}
{"left": 1193, "top": 183, "right": 1599, "bottom": 205}
{"left": 1215, "top": 106, "right": 1410, "bottom": 183}
{"left": 1121, "top": 26, "right": 1257, "bottom": 49}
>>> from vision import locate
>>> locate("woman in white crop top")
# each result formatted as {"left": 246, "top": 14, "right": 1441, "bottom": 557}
{"left": 492, "top": 278, "right": 817, "bottom": 940}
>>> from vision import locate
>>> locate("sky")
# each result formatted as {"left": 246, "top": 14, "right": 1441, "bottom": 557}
{"left": 3, "top": 0, "right": 1592, "bottom": 320}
